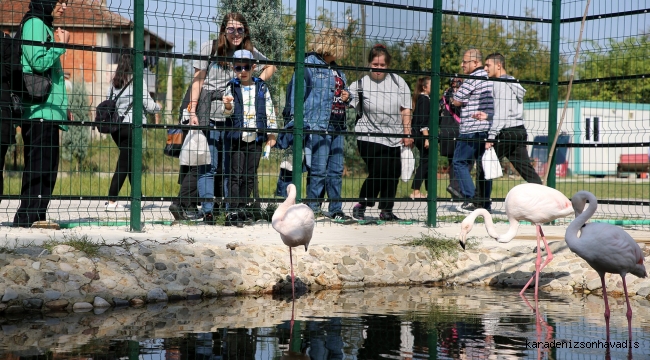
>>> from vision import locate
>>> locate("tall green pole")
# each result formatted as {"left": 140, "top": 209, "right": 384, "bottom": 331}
{"left": 547, "top": 0, "right": 562, "bottom": 189}
{"left": 427, "top": 0, "right": 443, "bottom": 227}
{"left": 292, "top": 0, "right": 307, "bottom": 201}
{"left": 130, "top": 0, "right": 145, "bottom": 231}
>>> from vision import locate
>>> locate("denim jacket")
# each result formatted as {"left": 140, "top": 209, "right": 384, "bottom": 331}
{"left": 289, "top": 53, "right": 350, "bottom": 131}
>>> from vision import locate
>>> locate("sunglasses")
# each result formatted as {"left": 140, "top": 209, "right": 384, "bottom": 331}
{"left": 234, "top": 65, "right": 252, "bottom": 72}
{"left": 226, "top": 27, "right": 245, "bottom": 35}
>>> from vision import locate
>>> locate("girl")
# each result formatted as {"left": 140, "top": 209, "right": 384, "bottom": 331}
{"left": 105, "top": 54, "right": 160, "bottom": 211}
{"left": 348, "top": 45, "right": 413, "bottom": 221}
{"left": 409, "top": 76, "right": 431, "bottom": 200}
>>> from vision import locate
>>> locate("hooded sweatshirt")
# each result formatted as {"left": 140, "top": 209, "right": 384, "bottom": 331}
{"left": 488, "top": 74, "right": 526, "bottom": 140}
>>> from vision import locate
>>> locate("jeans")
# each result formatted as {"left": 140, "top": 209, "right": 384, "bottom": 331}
{"left": 198, "top": 127, "right": 229, "bottom": 214}
{"left": 452, "top": 131, "right": 492, "bottom": 207}
{"left": 307, "top": 129, "right": 345, "bottom": 213}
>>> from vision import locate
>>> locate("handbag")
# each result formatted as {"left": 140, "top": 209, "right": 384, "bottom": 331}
{"left": 400, "top": 145, "right": 415, "bottom": 182}
{"left": 179, "top": 129, "right": 211, "bottom": 166}
{"left": 164, "top": 128, "right": 184, "bottom": 158}
{"left": 22, "top": 72, "right": 52, "bottom": 103}
{"left": 482, "top": 147, "right": 503, "bottom": 180}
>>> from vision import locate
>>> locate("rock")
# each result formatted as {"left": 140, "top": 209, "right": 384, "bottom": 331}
{"left": 84, "top": 271, "right": 100, "bottom": 280}
{"left": 0, "top": 303, "right": 7, "bottom": 312}
{"left": 93, "top": 297, "right": 111, "bottom": 308}
{"left": 146, "top": 288, "right": 168, "bottom": 303}
{"left": 44, "top": 290, "right": 61, "bottom": 300}
{"left": 55, "top": 270, "right": 69, "bottom": 281}
{"left": 59, "top": 263, "right": 74, "bottom": 272}
{"left": 586, "top": 277, "right": 602, "bottom": 291}
{"left": 14, "top": 247, "right": 49, "bottom": 257}
{"left": 42, "top": 272, "right": 57, "bottom": 282}
{"left": 45, "top": 299, "right": 69, "bottom": 310}
{"left": 129, "top": 298, "right": 145, "bottom": 306}
{"left": 32, "top": 262, "right": 41, "bottom": 270}
{"left": 184, "top": 287, "right": 202, "bottom": 300}
{"left": 5, "top": 305, "right": 24, "bottom": 314}
{"left": 226, "top": 242, "right": 238, "bottom": 250}
{"left": 637, "top": 286, "right": 650, "bottom": 297}
{"left": 342, "top": 256, "right": 357, "bottom": 265}
{"left": 113, "top": 298, "right": 130, "bottom": 307}
{"left": 202, "top": 249, "right": 216, "bottom": 257}
{"left": 3, "top": 287, "right": 19, "bottom": 302}
{"left": 72, "top": 302, "right": 94, "bottom": 312}
{"left": 180, "top": 248, "right": 195, "bottom": 257}
{"left": 154, "top": 262, "right": 167, "bottom": 271}
{"left": 139, "top": 246, "right": 153, "bottom": 256}
{"left": 5, "top": 267, "right": 30, "bottom": 285}
{"left": 23, "top": 298, "right": 44, "bottom": 310}
{"left": 52, "top": 245, "right": 75, "bottom": 255}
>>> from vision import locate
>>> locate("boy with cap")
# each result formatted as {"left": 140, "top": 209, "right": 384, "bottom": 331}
{"left": 222, "top": 49, "right": 277, "bottom": 226}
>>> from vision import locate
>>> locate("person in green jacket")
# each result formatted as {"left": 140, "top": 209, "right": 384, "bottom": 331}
{"left": 13, "top": 0, "right": 70, "bottom": 228}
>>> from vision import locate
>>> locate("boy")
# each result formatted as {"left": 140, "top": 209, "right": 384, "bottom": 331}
{"left": 223, "top": 49, "right": 277, "bottom": 226}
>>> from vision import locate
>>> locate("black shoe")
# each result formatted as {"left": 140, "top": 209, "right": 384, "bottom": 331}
{"left": 352, "top": 204, "right": 366, "bottom": 220}
{"left": 204, "top": 212, "right": 216, "bottom": 225}
{"left": 329, "top": 211, "right": 351, "bottom": 221}
{"left": 446, "top": 185, "right": 463, "bottom": 199}
{"left": 185, "top": 209, "right": 204, "bottom": 221}
{"left": 379, "top": 211, "right": 401, "bottom": 221}
{"left": 456, "top": 202, "right": 477, "bottom": 213}
{"left": 239, "top": 211, "right": 254, "bottom": 225}
{"left": 225, "top": 212, "right": 243, "bottom": 227}
{"left": 169, "top": 203, "right": 187, "bottom": 221}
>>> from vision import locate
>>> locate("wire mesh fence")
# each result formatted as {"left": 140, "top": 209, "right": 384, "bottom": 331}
{"left": 0, "top": 0, "right": 648, "bottom": 230}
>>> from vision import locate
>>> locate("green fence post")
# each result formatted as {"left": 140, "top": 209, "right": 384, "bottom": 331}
{"left": 292, "top": 0, "right": 306, "bottom": 201}
{"left": 547, "top": 0, "right": 562, "bottom": 189}
{"left": 427, "top": 0, "right": 443, "bottom": 227}
{"left": 130, "top": 0, "right": 145, "bottom": 231}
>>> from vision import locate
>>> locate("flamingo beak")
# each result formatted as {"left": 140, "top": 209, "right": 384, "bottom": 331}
{"left": 459, "top": 232, "right": 467, "bottom": 250}
{"left": 304, "top": 244, "right": 308, "bottom": 251}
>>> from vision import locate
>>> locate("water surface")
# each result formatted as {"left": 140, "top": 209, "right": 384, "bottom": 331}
{"left": 1, "top": 286, "right": 649, "bottom": 359}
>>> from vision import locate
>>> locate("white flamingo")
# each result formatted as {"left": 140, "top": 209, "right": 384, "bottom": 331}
{"left": 272, "top": 184, "right": 315, "bottom": 298}
{"left": 459, "top": 183, "right": 574, "bottom": 301}
{"left": 566, "top": 190, "right": 647, "bottom": 340}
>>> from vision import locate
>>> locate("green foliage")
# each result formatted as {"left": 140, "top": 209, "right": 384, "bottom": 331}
{"left": 42, "top": 234, "right": 103, "bottom": 257}
{"left": 404, "top": 232, "right": 478, "bottom": 260}
{"left": 62, "top": 82, "right": 91, "bottom": 171}
{"left": 572, "top": 35, "right": 650, "bottom": 102}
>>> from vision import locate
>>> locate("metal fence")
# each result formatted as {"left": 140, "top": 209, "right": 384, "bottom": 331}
{"left": 0, "top": 0, "right": 648, "bottom": 230}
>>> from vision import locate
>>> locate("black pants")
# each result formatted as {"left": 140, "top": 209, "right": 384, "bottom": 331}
{"left": 357, "top": 140, "right": 401, "bottom": 211}
{"left": 171, "top": 165, "right": 199, "bottom": 209}
{"left": 108, "top": 127, "right": 132, "bottom": 199}
{"left": 13, "top": 121, "right": 59, "bottom": 226}
{"left": 229, "top": 140, "right": 262, "bottom": 209}
{"left": 411, "top": 139, "right": 429, "bottom": 191}
{"left": 492, "top": 125, "right": 542, "bottom": 184}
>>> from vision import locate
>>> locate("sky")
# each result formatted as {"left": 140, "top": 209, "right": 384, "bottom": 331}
{"left": 106, "top": 0, "right": 648, "bottom": 58}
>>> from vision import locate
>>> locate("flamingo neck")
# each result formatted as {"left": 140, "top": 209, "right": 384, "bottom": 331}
{"left": 499, "top": 217, "right": 521, "bottom": 242}
{"left": 272, "top": 186, "right": 297, "bottom": 227}
{"left": 565, "top": 191, "right": 597, "bottom": 248}
{"left": 466, "top": 209, "right": 500, "bottom": 239}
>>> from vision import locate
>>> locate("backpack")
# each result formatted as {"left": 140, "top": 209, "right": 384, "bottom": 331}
{"left": 94, "top": 77, "right": 134, "bottom": 134}
{"left": 281, "top": 66, "right": 312, "bottom": 123}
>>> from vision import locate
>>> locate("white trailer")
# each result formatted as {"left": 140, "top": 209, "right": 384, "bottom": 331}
{"left": 523, "top": 101, "right": 650, "bottom": 176}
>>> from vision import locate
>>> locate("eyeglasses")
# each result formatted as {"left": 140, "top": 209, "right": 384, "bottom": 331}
{"left": 234, "top": 65, "right": 252, "bottom": 72}
{"left": 226, "top": 27, "right": 245, "bottom": 35}
{"left": 462, "top": 59, "right": 476, "bottom": 64}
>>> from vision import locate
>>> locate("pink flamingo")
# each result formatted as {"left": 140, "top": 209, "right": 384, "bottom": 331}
{"left": 566, "top": 190, "right": 647, "bottom": 340}
{"left": 459, "top": 183, "right": 574, "bottom": 301}
{"left": 272, "top": 184, "right": 315, "bottom": 298}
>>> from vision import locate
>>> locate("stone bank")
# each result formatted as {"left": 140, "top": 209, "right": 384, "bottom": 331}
{"left": 1, "top": 223, "right": 649, "bottom": 313}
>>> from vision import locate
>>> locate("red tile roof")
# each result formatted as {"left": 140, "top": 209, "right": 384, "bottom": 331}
{"left": 0, "top": 0, "right": 132, "bottom": 29}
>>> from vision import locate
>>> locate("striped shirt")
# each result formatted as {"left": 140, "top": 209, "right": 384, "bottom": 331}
{"left": 453, "top": 68, "right": 494, "bottom": 134}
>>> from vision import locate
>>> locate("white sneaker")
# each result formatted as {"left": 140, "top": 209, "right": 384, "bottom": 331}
{"left": 105, "top": 202, "right": 129, "bottom": 212}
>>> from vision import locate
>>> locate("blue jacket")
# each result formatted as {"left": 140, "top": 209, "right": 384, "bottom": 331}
{"left": 289, "top": 53, "right": 349, "bottom": 131}
{"left": 225, "top": 77, "right": 268, "bottom": 142}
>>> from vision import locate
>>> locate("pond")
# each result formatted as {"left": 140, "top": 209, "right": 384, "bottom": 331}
{"left": 1, "top": 286, "right": 648, "bottom": 359}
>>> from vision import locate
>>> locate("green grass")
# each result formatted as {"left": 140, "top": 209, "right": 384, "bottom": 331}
{"left": 404, "top": 232, "right": 479, "bottom": 260}
{"left": 42, "top": 234, "right": 104, "bottom": 257}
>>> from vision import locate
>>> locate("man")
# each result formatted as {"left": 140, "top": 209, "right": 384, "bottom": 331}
{"left": 474, "top": 53, "right": 542, "bottom": 199}
{"left": 451, "top": 49, "right": 494, "bottom": 213}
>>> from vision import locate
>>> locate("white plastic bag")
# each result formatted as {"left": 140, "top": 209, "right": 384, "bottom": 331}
{"left": 179, "top": 130, "right": 211, "bottom": 166}
{"left": 400, "top": 145, "right": 415, "bottom": 182}
{"left": 482, "top": 147, "right": 503, "bottom": 180}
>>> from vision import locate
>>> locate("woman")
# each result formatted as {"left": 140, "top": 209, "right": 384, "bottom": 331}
{"left": 439, "top": 78, "right": 463, "bottom": 199}
{"left": 298, "top": 28, "right": 350, "bottom": 220}
{"left": 409, "top": 76, "right": 431, "bottom": 200}
{"left": 13, "top": 0, "right": 69, "bottom": 227}
{"left": 105, "top": 54, "right": 160, "bottom": 211}
{"left": 348, "top": 45, "right": 413, "bottom": 221}
{"left": 187, "top": 12, "right": 276, "bottom": 225}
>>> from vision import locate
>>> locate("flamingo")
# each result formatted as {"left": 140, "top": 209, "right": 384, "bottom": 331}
{"left": 565, "top": 190, "right": 647, "bottom": 340}
{"left": 272, "top": 184, "right": 315, "bottom": 298}
{"left": 459, "top": 183, "right": 574, "bottom": 301}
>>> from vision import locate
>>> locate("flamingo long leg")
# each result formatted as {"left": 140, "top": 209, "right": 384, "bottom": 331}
{"left": 621, "top": 275, "right": 633, "bottom": 341}
{"left": 600, "top": 274, "right": 611, "bottom": 339}
{"left": 520, "top": 225, "right": 544, "bottom": 298}
{"left": 290, "top": 247, "right": 295, "bottom": 299}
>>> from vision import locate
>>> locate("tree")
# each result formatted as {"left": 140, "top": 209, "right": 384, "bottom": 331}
{"left": 62, "top": 81, "right": 91, "bottom": 172}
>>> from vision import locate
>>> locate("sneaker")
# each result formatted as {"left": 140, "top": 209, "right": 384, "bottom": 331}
{"left": 379, "top": 211, "right": 401, "bottom": 221}
{"left": 185, "top": 209, "right": 204, "bottom": 221}
{"left": 105, "top": 202, "right": 128, "bottom": 212}
{"left": 239, "top": 211, "right": 254, "bottom": 225}
{"left": 352, "top": 204, "right": 366, "bottom": 220}
{"left": 446, "top": 185, "right": 463, "bottom": 199}
{"left": 169, "top": 203, "right": 187, "bottom": 221}
{"left": 225, "top": 212, "right": 243, "bottom": 227}
{"left": 456, "top": 202, "right": 477, "bottom": 213}
{"left": 330, "top": 211, "right": 351, "bottom": 221}
{"left": 204, "top": 212, "right": 216, "bottom": 225}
